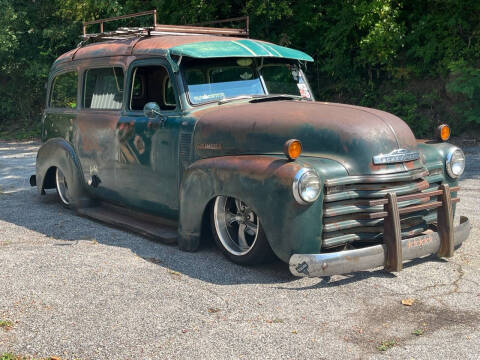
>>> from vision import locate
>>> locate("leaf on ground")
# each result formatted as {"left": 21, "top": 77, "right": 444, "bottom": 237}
{"left": 0, "top": 320, "right": 13, "bottom": 331}
{"left": 401, "top": 298, "right": 415, "bottom": 306}
{"left": 208, "top": 308, "right": 220, "bottom": 313}
{"left": 169, "top": 270, "right": 181, "bottom": 276}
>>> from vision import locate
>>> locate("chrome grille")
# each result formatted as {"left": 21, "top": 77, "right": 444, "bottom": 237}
{"left": 322, "top": 164, "right": 448, "bottom": 249}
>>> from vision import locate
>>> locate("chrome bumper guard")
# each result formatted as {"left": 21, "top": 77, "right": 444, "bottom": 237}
{"left": 289, "top": 184, "right": 472, "bottom": 277}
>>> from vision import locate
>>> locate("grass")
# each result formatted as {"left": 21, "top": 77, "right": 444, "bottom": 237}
{"left": 376, "top": 340, "right": 396, "bottom": 352}
{"left": 1, "top": 355, "right": 65, "bottom": 360}
{"left": 0, "top": 353, "right": 17, "bottom": 360}
{"left": 0, "top": 320, "right": 13, "bottom": 330}
{"left": 412, "top": 328, "right": 424, "bottom": 336}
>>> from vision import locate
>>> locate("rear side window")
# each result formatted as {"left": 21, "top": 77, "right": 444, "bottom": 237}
{"left": 50, "top": 71, "right": 78, "bottom": 109}
{"left": 84, "top": 67, "right": 124, "bottom": 110}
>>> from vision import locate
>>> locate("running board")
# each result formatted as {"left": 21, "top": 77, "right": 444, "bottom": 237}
{"left": 77, "top": 203, "right": 178, "bottom": 244}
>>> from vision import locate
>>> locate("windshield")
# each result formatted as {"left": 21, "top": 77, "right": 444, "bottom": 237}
{"left": 181, "top": 57, "right": 313, "bottom": 105}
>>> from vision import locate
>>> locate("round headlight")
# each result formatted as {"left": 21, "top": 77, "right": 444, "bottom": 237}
{"left": 293, "top": 169, "right": 322, "bottom": 204}
{"left": 446, "top": 148, "right": 465, "bottom": 178}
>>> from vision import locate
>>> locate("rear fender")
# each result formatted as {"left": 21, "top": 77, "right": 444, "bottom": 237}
{"left": 36, "top": 138, "right": 90, "bottom": 208}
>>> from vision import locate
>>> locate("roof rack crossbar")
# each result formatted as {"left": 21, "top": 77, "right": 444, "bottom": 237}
{"left": 82, "top": 10, "right": 249, "bottom": 40}
{"left": 83, "top": 10, "right": 157, "bottom": 36}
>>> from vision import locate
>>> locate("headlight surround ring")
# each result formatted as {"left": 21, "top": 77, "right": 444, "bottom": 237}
{"left": 446, "top": 147, "right": 465, "bottom": 178}
{"left": 293, "top": 168, "right": 322, "bottom": 204}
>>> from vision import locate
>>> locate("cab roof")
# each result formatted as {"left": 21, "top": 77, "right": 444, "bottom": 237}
{"left": 54, "top": 35, "right": 313, "bottom": 65}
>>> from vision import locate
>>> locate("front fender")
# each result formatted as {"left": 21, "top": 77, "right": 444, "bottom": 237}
{"left": 36, "top": 138, "right": 90, "bottom": 208}
{"left": 178, "top": 155, "right": 325, "bottom": 261}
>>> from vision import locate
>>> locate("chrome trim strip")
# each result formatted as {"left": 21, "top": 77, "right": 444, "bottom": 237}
{"left": 373, "top": 149, "right": 420, "bottom": 165}
{"left": 324, "top": 169, "right": 429, "bottom": 187}
{"left": 446, "top": 147, "right": 465, "bottom": 179}
{"left": 292, "top": 168, "right": 321, "bottom": 205}
{"left": 289, "top": 216, "right": 471, "bottom": 277}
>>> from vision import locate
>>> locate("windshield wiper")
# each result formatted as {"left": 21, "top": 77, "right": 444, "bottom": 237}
{"left": 249, "top": 94, "right": 302, "bottom": 103}
{"left": 218, "top": 95, "right": 255, "bottom": 105}
{"left": 217, "top": 94, "right": 306, "bottom": 105}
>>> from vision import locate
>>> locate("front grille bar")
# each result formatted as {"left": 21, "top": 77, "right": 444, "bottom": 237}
{"left": 322, "top": 185, "right": 459, "bottom": 248}
{"left": 383, "top": 184, "right": 455, "bottom": 272}
{"left": 355, "top": 186, "right": 459, "bottom": 219}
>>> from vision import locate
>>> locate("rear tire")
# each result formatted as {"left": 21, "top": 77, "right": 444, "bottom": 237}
{"left": 210, "top": 195, "right": 275, "bottom": 265}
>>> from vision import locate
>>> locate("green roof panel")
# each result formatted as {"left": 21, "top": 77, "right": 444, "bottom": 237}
{"left": 169, "top": 39, "right": 313, "bottom": 61}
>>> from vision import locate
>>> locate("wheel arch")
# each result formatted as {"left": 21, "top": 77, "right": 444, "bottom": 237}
{"left": 178, "top": 155, "right": 324, "bottom": 261}
{"left": 36, "top": 138, "right": 90, "bottom": 207}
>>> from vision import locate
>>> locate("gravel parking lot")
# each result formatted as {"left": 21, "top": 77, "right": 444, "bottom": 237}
{"left": 0, "top": 140, "right": 479, "bottom": 359}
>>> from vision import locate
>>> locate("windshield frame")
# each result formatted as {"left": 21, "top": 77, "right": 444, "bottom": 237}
{"left": 179, "top": 57, "right": 313, "bottom": 107}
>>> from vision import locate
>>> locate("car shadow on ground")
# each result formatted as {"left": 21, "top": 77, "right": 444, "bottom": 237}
{"left": 0, "top": 182, "right": 458, "bottom": 288}
{"left": 1, "top": 189, "right": 304, "bottom": 286}
{"left": 276, "top": 255, "right": 449, "bottom": 290}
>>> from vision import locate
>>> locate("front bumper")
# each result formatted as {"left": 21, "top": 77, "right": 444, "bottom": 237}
{"left": 290, "top": 215, "right": 471, "bottom": 277}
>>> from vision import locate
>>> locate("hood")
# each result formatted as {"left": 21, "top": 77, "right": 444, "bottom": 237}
{"left": 192, "top": 100, "right": 422, "bottom": 176}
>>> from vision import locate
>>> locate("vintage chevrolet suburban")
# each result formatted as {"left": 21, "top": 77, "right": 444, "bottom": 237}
{"left": 33, "top": 12, "right": 471, "bottom": 277}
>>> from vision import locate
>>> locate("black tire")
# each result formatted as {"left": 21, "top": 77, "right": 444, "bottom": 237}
{"left": 210, "top": 195, "right": 275, "bottom": 265}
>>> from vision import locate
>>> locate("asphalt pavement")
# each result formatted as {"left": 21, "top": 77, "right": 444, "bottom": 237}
{"left": 0, "top": 140, "right": 479, "bottom": 359}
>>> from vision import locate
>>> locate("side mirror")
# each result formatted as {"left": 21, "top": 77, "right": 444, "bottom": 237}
{"left": 143, "top": 102, "right": 161, "bottom": 118}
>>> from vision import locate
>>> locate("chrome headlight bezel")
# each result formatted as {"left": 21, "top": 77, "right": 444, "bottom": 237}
{"left": 293, "top": 168, "right": 322, "bottom": 204}
{"left": 446, "top": 147, "right": 465, "bottom": 179}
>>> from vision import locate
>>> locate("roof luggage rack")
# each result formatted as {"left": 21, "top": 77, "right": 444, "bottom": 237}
{"left": 82, "top": 10, "right": 249, "bottom": 42}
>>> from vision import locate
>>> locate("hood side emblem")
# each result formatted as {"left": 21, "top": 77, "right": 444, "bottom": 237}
{"left": 373, "top": 148, "right": 420, "bottom": 165}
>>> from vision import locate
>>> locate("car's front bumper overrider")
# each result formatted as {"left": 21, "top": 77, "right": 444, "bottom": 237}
{"left": 289, "top": 184, "right": 472, "bottom": 277}
{"left": 290, "top": 216, "right": 470, "bottom": 277}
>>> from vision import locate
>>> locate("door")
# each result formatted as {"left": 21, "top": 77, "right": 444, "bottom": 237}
{"left": 115, "top": 60, "right": 182, "bottom": 219}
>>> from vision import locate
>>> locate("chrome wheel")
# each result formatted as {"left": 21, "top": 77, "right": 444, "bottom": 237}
{"left": 213, "top": 196, "right": 260, "bottom": 256}
{"left": 56, "top": 168, "right": 70, "bottom": 206}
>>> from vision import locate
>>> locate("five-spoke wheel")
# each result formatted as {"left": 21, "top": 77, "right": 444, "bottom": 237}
{"left": 211, "top": 196, "right": 274, "bottom": 265}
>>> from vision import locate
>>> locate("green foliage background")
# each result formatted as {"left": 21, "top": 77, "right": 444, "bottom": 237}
{"left": 0, "top": 0, "right": 479, "bottom": 138}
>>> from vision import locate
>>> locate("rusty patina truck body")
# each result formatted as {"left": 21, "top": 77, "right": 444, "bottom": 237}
{"left": 34, "top": 21, "right": 471, "bottom": 277}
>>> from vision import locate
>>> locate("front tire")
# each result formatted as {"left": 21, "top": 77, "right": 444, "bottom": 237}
{"left": 55, "top": 167, "right": 71, "bottom": 207}
{"left": 211, "top": 196, "right": 274, "bottom": 265}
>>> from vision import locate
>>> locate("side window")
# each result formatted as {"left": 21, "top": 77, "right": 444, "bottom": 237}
{"left": 130, "top": 65, "right": 176, "bottom": 111}
{"left": 84, "top": 67, "right": 124, "bottom": 110}
{"left": 50, "top": 71, "right": 78, "bottom": 109}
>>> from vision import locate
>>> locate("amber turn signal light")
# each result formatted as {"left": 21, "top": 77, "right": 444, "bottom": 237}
{"left": 284, "top": 139, "right": 302, "bottom": 161}
{"left": 436, "top": 124, "right": 451, "bottom": 142}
